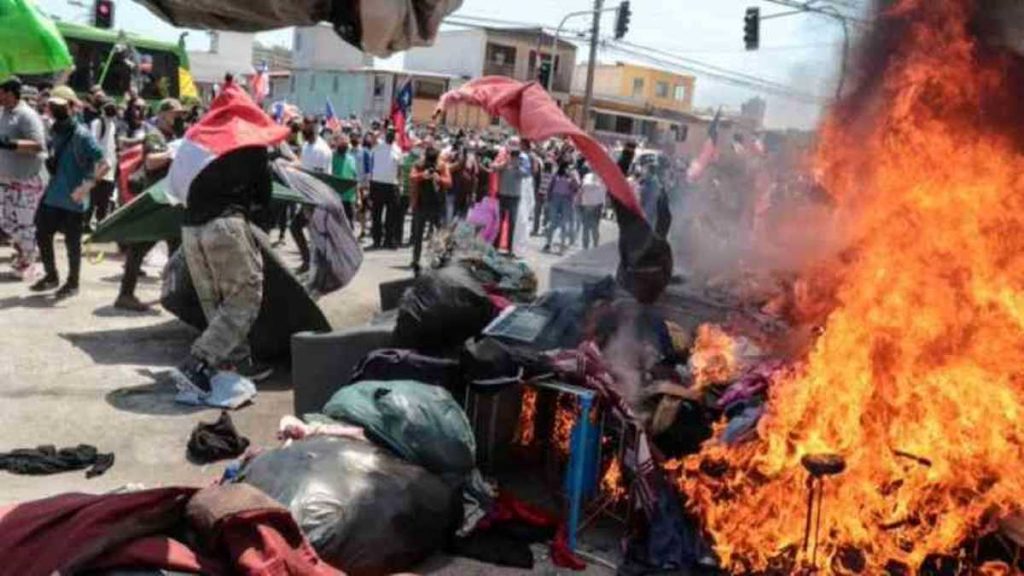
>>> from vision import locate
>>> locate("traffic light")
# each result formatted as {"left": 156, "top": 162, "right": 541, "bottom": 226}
{"left": 538, "top": 60, "right": 552, "bottom": 87}
{"left": 614, "top": 1, "right": 632, "bottom": 40}
{"left": 94, "top": 0, "right": 114, "bottom": 29}
{"left": 744, "top": 7, "right": 760, "bottom": 51}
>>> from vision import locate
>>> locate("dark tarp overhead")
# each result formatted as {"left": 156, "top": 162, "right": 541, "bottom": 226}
{"left": 161, "top": 226, "right": 331, "bottom": 361}
{"left": 88, "top": 177, "right": 309, "bottom": 245}
{"left": 134, "top": 0, "right": 463, "bottom": 57}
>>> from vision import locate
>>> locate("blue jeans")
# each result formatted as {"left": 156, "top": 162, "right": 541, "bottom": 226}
{"left": 545, "top": 194, "right": 573, "bottom": 248}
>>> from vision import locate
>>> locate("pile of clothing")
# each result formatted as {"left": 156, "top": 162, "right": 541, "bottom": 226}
{"left": 0, "top": 484, "right": 340, "bottom": 576}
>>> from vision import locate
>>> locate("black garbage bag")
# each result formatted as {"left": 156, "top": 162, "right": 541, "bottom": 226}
{"left": 351, "top": 349, "right": 462, "bottom": 393}
{"left": 239, "top": 436, "right": 461, "bottom": 576}
{"left": 161, "top": 225, "right": 331, "bottom": 360}
{"left": 393, "top": 266, "right": 495, "bottom": 354}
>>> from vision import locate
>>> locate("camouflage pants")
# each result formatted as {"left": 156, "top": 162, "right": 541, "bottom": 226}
{"left": 181, "top": 215, "right": 263, "bottom": 367}
{"left": 0, "top": 176, "right": 45, "bottom": 266}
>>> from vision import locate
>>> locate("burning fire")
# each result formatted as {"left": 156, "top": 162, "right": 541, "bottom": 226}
{"left": 553, "top": 395, "right": 578, "bottom": 457}
{"left": 600, "top": 456, "right": 627, "bottom": 504}
{"left": 681, "top": 0, "right": 1024, "bottom": 572}
{"left": 690, "top": 323, "right": 740, "bottom": 389}
{"left": 515, "top": 387, "right": 538, "bottom": 447}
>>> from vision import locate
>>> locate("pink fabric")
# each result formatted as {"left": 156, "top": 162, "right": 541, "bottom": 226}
{"left": 467, "top": 196, "right": 500, "bottom": 243}
{"left": 185, "top": 82, "right": 290, "bottom": 156}
{"left": 436, "top": 77, "right": 645, "bottom": 219}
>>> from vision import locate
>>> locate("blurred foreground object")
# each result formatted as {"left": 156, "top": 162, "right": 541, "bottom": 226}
{"left": 135, "top": 0, "right": 462, "bottom": 57}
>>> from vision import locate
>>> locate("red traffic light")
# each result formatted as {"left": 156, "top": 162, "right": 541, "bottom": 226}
{"left": 94, "top": 0, "right": 114, "bottom": 29}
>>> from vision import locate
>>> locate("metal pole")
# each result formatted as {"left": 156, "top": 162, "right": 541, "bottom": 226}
{"left": 582, "top": 0, "right": 604, "bottom": 131}
{"left": 549, "top": 10, "right": 594, "bottom": 93}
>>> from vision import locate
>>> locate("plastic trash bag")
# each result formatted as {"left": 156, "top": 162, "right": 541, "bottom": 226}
{"left": 174, "top": 371, "right": 256, "bottom": 410}
{"left": 321, "top": 380, "right": 476, "bottom": 482}
{"left": 393, "top": 265, "right": 494, "bottom": 353}
{"left": 239, "top": 436, "right": 460, "bottom": 576}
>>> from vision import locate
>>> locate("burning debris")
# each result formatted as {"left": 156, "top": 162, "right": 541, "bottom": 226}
{"left": 675, "top": 0, "right": 1024, "bottom": 572}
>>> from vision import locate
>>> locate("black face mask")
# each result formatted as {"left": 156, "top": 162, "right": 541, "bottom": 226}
{"left": 303, "top": 130, "right": 315, "bottom": 142}
{"left": 337, "top": 146, "right": 349, "bottom": 156}
{"left": 173, "top": 117, "right": 187, "bottom": 137}
{"left": 50, "top": 107, "right": 70, "bottom": 123}
{"left": 104, "top": 108, "right": 117, "bottom": 118}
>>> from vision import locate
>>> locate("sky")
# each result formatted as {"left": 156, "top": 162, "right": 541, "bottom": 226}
{"left": 35, "top": 0, "right": 865, "bottom": 129}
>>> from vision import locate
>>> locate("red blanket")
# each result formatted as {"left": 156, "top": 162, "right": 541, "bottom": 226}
{"left": 0, "top": 485, "right": 342, "bottom": 576}
{"left": 437, "top": 76, "right": 644, "bottom": 219}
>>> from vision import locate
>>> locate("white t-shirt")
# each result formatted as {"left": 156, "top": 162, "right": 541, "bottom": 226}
{"left": 300, "top": 137, "right": 333, "bottom": 174}
{"left": 91, "top": 117, "right": 118, "bottom": 183}
{"left": 580, "top": 172, "right": 607, "bottom": 206}
{"left": 370, "top": 141, "right": 402, "bottom": 184}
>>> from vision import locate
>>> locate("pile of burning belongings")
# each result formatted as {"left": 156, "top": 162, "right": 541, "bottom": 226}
{"left": 232, "top": 224, "right": 800, "bottom": 575}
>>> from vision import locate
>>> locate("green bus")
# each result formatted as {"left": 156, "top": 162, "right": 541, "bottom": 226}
{"left": 53, "top": 21, "right": 190, "bottom": 100}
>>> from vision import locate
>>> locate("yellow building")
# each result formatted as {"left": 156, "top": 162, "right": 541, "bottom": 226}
{"left": 568, "top": 62, "right": 697, "bottom": 148}
{"left": 576, "top": 62, "right": 695, "bottom": 112}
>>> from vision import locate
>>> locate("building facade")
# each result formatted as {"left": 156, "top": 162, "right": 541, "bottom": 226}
{"left": 567, "top": 62, "right": 697, "bottom": 148}
{"left": 188, "top": 31, "right": 255, "bottom": 101}
{"left": 404, "top": 27, "right": 578, "bottom": 129}
{"left": 280, "top": 68, "right": 455, "bottom": 123}
{"left": 252, "top": 42, "right": 293, "bottom": 72}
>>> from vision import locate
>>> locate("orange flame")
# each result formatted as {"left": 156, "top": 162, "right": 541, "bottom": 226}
{"left": 553, "top": 395, "right": 577, "bottom": 458}
{"left": 515, "top": 387, "right": 538, "bottom": 447}
{"left": 600, "top": 456, "right": 627, "bottom": 504}
{"left": 680, "top": 0, "right": 1024, "bottom": 572}
{"left": 690, "top": 323, "right": 740, "bottom": 389}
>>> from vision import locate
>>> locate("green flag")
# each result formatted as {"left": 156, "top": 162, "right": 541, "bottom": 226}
{"left": 0, "top": 0, "right": 73, "bottom": 77}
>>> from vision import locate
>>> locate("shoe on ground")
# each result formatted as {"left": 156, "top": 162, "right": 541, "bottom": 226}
{"left": 55, "top": 283, "right": 79, "bottom": 300}
{"left": 170, "top": 356, "right": 214, "bottom": 395}
{"left": 114, "top": 294, "right": 151, "bottom": 312}
{"left": 29, "top": 276, "right": 59, "bottom": 292}
{"left": 225, "top": 358, "right": 274, "bottom": 383}
{"left": 542, "top": 245, "right": 551, "bottom": 253}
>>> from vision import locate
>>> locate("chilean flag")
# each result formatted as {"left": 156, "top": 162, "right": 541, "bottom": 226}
{"left": 167, "top": 81, "right": 290, "bottom": 206}
{"left": 391, "top": 79, "right": 413, "bottom": 151}
{"left": 325, "top": 98, "right": 342, "bottom": 133}
{"left": 686, "top": 107, "right": 722, "bottom": 183}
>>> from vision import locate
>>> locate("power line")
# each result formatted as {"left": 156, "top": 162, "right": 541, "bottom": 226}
{"left": 447, "top": 12, "right": 828, "bottom": 104}
{"left": 611, "top": 39, "right": 814, "bottom": 95}
{"left": 600, "top": 41, "right": 826, "bottom": 104}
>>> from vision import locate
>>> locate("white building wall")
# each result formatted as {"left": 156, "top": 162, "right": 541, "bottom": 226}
{"left": 402, "top": 29, "right": 486, "bottom": 79}
{"left": 293, "top": 24, "right": 372, "bottom": 71}
{"left": 189, "top": 31, "right": 255, "bottom": 84}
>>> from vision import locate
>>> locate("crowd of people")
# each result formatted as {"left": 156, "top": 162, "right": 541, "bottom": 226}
{"left": 0, "top": 76, "right": 690, "bottom": 304}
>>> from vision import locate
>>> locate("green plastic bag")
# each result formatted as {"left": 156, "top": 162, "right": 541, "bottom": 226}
{"left": 0, "top": 0, "right": 73, "bottom": 77}
{"left": 321, "top": 380, "right": 476, "bottom": 481}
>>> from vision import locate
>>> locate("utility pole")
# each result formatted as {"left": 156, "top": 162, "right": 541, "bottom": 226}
{"left": 582, "top": 0, "right": 604, "bottom": 132}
